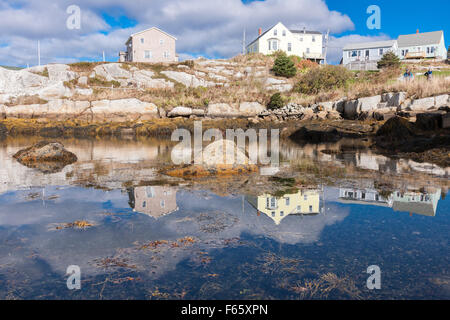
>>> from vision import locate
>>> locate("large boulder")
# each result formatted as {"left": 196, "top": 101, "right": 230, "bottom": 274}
{"left": 13, "top": 141, "right": 77, "bottom": 173}
{"left": 376, "top": 116, "right": 416, "bottom": 141}
{"left": 239, "top": 102, "right": 265, "bottom": 116}
{"left": 435, "top": 94, "right": 449, "bottom": 107}
{"left": 382, "top": 92, "right": 406, "bottom": 107}
{"left": 408, "top": 97, "right": 435, "bottom": 111}
{"left": 207, "top": 103, "right": 240, "bottom": 117}
{"left": 93, "top": 63, "right": 131, "bottom": 81}
{"left": 161, "top": 71, "right": 214, "bottom": 88}
{"left": 416, "top": 111, "right": 446, "bottom": 130}
{"left": 91, "top": 99, "right": 158, "bottom": 121}
{"left": 358, "top": 95, "right": 381, "bottom": 112}
{"left": 168, "top": 106, "right": 193, "bottom": 117}
{"left": 164, "top": 139, "right": 258, "bottom": 178}
{"left": 343, "top": 100, "right": 359, "bottom": 119}
{"left": 132, "top": 70, "right": 174, "bottom": 89}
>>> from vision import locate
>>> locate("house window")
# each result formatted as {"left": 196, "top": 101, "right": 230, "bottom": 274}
{"left": 280, "top": 211, "right": 284, "bottom": 217}
{"left": 309, "top": 206, "right": 313, "bottom": 212}
{"left": 288, "top": 43, "right": 292, "bottom": 52}
{"left": 297, "top": 206, "right": 301, "bottom": 212}
{"left": 268, "top": 41, "right": 271, "bottom": 51}
{"left": 365, "top": 50, "right": 370, "bottom": 57}
{"left": 348, "top": 51, "right": 351, "bottom": 58}
{"left": 160, "top": 200, "right": 165, "bottom": 208}
{"left": 142, "top": 201, "right": 146, "bottom": 208}
{"left": 164, "top": 51, "right": 170, "bottom": 58}
{"left": 306, "top": 48, "right": 310, "bottom": 54}
{"left": 274, "top": 29, "right": 278, "bottom": 36}
{"left": 272, "top": 40, "right": 278, "bottom": 50}
{"left": 160, "top": 39, "right": 164, "bottom": 45}
{"left": 362, "top": 192, "right": 366, "bottom": 199}
{"left": 300, "top": 37, "right": 303, "bottom": 42}
{"left": 431, "top": 47, "right": 435, "bottom": 53}
{"left": 282, "top": 30, "right": 286, "bottom": 36}
{"left": 144, "top": 50, "right": 152, "bottom": 59}
{"left": 285, "top": 197, "right": 290, "bottom": 206}
{"left": 427, "top": 47, "right": 430, "bottom": 54}
{"left": 379, "top": 48, "right": 384, "bottom": 55}
{"left": 267, "top": 197, "right": 277, "bottom": 209}
{"left": 304, "top": 195, "right": 308, "bottom": 200}
{"left": 352, "top": 51, "right": 357, "bottom": 57}
{"left": 312, "top": 36, "right": 316, "bottom": 42}
{"left": 140, "top": 38, "right": 144, "bottom": 44}
{"left": 145, "top": 186, "right": 155, "bottom": 197}
{"left": 272, "top": 212, "right": 276, "bottom": 217}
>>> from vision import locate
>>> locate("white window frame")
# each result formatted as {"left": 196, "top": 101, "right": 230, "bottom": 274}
{"left": 140, "top": 38, "right": 144, "bottom": 44}
{"left": 282, "top": 30, "right": 286, "bottom": 36}
{"left": 144, "top": 50, "right": 152, "bottom": 59}
{"left": 287, "top": 42, "right": 292, "bottom": 52}
{"left": 160, "top": 39, "right": 164, "bottom": 45}
{"left": 274, "top": 29, "right": 278, "bottom": 36}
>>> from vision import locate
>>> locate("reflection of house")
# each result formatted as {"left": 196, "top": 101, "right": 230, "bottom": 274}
{"left": 392, "top": 190, "right": 441, "bottom": 217}
{"left": 128, "top": 186, "right": 178, "bottom": 218}
{"left": 338, "top": 188, "right": 441, "bottom": 217}
{"left": 338, "top": 188, "right": 392, "bottom": 207}
{"left": 247, "top": 189, "right": 322, "bottom": 225}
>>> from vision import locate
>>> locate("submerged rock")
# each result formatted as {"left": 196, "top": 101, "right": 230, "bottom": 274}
{"left": 164, "top": 139, "right": 258, "bottom": 178}
{"left": 13, "top": 141, "right": 77, "bottom": 173}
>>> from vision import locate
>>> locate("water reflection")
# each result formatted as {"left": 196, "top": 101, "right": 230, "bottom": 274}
{"left": 246, "top": 189, "right": 323, "bottom": 225}
{"left": 339, "top": 187, "right": 442, "bottom": 216}
{"left": 128, "top": 186, "right": 179, "bottom": 218}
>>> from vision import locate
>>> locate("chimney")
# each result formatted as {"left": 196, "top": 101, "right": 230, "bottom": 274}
{"left": 258, "top": 28, "right": 262, "bottom": 36}
{"left": 416, "top": 29, "right": 419, "bottom": 34}
{"left": 303, "top": 26, "right": 306, "bottom": 34}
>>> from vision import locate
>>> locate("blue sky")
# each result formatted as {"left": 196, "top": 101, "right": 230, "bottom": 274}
{"left": 0, "top": 0, "right": 448, "bottom": 66}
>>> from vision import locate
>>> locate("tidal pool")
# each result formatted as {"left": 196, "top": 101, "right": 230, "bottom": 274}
{"left": 0, "top": 136, "right": 448, "bottom": 300}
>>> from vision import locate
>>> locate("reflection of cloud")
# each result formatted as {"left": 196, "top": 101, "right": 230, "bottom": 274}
{"left": 0, "top": 186, "right": 350, "bottom": 284}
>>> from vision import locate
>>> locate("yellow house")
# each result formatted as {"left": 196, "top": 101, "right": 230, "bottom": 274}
{"left": 247, "top": 189, "right": 321, "bottom": 225}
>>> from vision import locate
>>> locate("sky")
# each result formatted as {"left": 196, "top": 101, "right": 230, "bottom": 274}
{"left": 0, "top": 0, "right": 448, "bottom": 67}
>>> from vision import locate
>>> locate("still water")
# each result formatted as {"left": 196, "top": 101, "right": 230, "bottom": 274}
{"left": 0, "top": 137, "right": 448, "bottom": 299}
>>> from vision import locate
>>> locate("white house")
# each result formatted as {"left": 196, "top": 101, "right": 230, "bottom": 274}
{"left": 246, "top": 22, "right": 323, "bottom": 62}
{"left": 397, "top": 30, "right": 446, "bottom": 60}
{"left": 342, "top": 40, "right": 398, "bottom": 70}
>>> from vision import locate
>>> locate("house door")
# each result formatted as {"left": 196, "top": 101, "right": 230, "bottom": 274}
{"left": 365, "top": 50, "right": 370, "bottom": 60}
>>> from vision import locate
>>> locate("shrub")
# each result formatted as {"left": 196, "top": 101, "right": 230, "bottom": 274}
{"left": 267, "top": 93, "right": 285, "bottom": 109}
{"left": 377, "top": 51, "right": 401, "bottom": 69}
{"left": 272, "top": 52, "right": 297, "bottom": 78}
{"left": 295, "top": 65, "right": 353, "bottom": 94}
{"left": 296, "top": 59, "right": 319, "bottom": 72}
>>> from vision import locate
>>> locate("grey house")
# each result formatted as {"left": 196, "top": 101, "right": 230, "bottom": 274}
{"left": 397, "top": 30, "right": 446, "bottom": 60}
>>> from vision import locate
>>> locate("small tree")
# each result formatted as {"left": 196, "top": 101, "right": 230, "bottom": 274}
{"left": 267, "top": 93, "right": 285, "bottom": 110}
{"left": 272, "top": 52, "right": 297, "bottom": 78}
{"left": 377, "top": 51, "right": 401, "bottom": 69}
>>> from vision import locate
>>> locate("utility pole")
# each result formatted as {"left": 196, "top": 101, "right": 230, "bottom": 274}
{"left": 37, "top": 40, "right": 41, "bottom": 66}
{"left": 323, "top": 29, "right": 330, "bottom": 65}
{"left": 242, "top": 28, "right": 246, "bottom": 55}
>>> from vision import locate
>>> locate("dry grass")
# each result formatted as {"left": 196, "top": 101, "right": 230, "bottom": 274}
{"left": 63, "top": 56, "right": 448, "bottom": 110}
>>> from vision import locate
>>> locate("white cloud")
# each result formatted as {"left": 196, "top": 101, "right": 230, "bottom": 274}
{"left": 0, "top": 0, "right": 387, "bottom": 66}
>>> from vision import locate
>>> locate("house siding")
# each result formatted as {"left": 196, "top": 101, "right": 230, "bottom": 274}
{"left": 246, "top": 22, "right": 323, "bottom": 60}
{"left": 126, "top": 28, "right": 177, "bottom": 63}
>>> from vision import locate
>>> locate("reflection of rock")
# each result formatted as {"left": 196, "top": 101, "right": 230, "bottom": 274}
{"left": 246, "top": 189, "right": 322, "bottom": 225}
{"left": 165, "top": 139, "right": 258, "bottom": 178}
{"left": 13, "top": 141, "right": 77, "bottom": 173}
{"left": 128, "top": 186, "right": 178, "bottom": 218}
